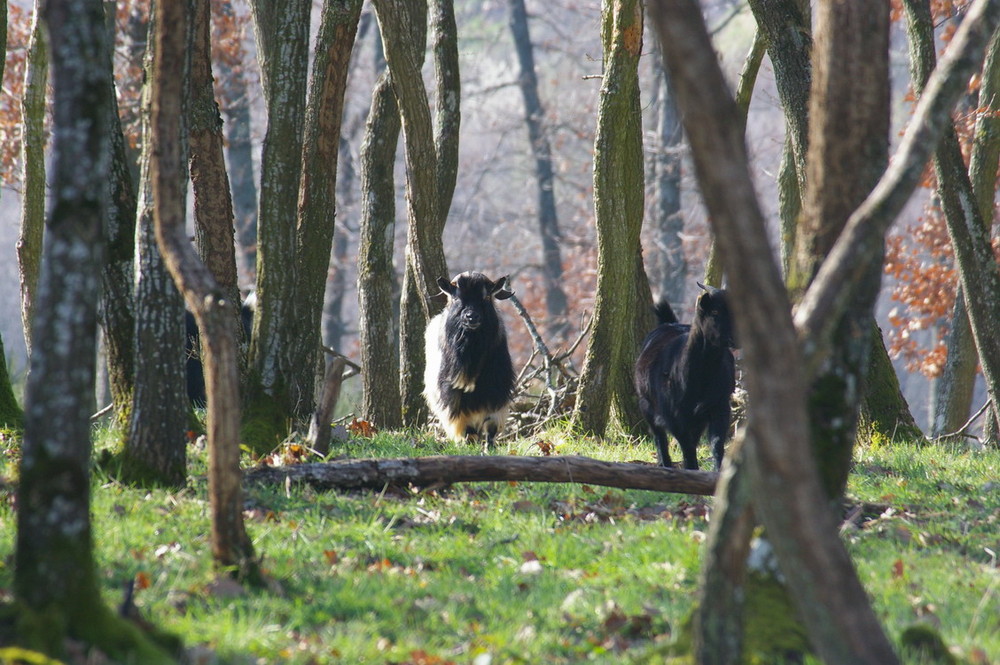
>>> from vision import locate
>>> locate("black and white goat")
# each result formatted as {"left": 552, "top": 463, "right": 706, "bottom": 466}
{"left": 635, "top": 284, "right": 737, "bottom": 470}
{"left": 424, "top": 272, "right": 515, "bottom": 448}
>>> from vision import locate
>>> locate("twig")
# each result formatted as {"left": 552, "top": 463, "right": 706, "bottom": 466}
{"left": 932, "top": 399, "right": 993, "bottom": 442}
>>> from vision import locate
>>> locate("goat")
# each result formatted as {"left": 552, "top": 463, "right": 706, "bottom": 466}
{"left": 635, "top": 283, "right": 737, "bottom": 470}
{"left": 424, "top": 272, "right": 515, "bottom": 448}
{"left": 185, "top": 296, "right": 254, "bottom": 407}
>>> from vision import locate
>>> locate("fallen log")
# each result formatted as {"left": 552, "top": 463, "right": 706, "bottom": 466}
{"left": 243, "top": 455, "right": 718, "bottom": 496}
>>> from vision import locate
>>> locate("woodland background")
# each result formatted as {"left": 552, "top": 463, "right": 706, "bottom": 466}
{"left": 0, "top": 0, "right": 988, "bottom": 435}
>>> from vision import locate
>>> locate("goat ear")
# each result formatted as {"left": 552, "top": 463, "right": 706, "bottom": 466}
{"left": 437, "top": 277, "right": 457, "bottom": 297}
{"left": 491, "top": 275, "right": 514, "bottom": 300}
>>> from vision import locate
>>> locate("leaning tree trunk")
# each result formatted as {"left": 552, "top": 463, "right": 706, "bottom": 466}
{"left": 904, "top": 0, "right": 1000, "bottom": 444}
{"left": 124, "top": 5, "right": 190, "bottom": 488}
{"left": 650, "top": 0, "right": 928, "bottom": 660}
{"left": 508, "top": 0, "right": 569, "bottom": 339}
{"left": 358, "top": 69, "right": 404, "bottom": 429}
{"left": 572, "top": 0, "right": 647, "bottom": 437}
{"left": 15, "top": 0, "right": 174, "bottom": 660}
{"left": 933, "top": 26, "right": 1000, "bottom": 437}
{"left": 154, "top": 0, "right": 259, "bottom": 582}
{"left": 16, "top": 2, "right": 47, "bottom": 358}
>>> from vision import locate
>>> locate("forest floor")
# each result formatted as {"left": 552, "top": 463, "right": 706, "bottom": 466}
{"left": 0, "top": 425, "right": 997, "bottom": 664}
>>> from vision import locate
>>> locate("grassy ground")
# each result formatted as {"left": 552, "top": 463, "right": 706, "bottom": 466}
{"left": 0, "top": 427, "right": 997, "bottom": 664}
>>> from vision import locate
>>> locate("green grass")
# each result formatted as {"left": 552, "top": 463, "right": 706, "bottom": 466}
{"left": 0, "top": 428, "right": 998, "bottom": 664}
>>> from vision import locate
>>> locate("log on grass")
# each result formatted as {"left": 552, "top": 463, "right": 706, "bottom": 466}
{"left": 244, "top": 455, "right": 718, "bottom": 495}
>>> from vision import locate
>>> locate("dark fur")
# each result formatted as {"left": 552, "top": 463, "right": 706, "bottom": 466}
{"left": 424, "top": 272, "right": 515, "bottom": 447}
{"left": 635, "top": 285, "right": 737, "bottom": 470}
{"left": 185, "top": 300, "right": 254, "bottom": 407}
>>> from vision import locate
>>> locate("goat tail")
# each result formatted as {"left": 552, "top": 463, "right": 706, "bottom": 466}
{"left": 653, "top": 299, "right": 679, "bottom": 326}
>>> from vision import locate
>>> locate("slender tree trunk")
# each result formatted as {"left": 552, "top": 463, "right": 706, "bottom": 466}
{"left": 294, "top": 0, "right": 363, "bottom": 420}
{"left": 16, "top": 3, "right": 47, "bottom": 357}
{"left": 0, "top": 2, "right": 19, "bottom": 432}
{"left": 934, "top": 27, "right": 1000, "bottom": 437}
{"left": 15, "top": 0, "right": 174, "bottom": 659}
{"left": 904, "top": 0, "right": 1000, "bottom": 444}
{"left": 125, "top": 4, "right": 190, "bottom": 488}
{"left": 508, "top": 0, "right": 568, "bottom": 337}
{"left": 358, "top": 70, "right": 403, "bottom": 428}
{"left": 154, "top": 0, "right": 258, "bottom": 580}
{"left": 572, "top": 0, "right": 647, "bottom": 437}
{"left": 190, "top": 0, "right": 242, "bottom": 349}
{"left": 212, "top": 0, "right": 258, "bottom": 283}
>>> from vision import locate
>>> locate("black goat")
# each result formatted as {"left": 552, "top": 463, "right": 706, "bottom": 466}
{"left": 635, "top": 284, "right": 737, "bottom": 470}
{"left": 185, "top": 296, "right": 254, "bottom": 407}
{"left": 424, "top": 272, "right": 515, "bottom": 448}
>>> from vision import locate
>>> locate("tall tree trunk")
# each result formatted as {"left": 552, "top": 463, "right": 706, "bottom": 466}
{"left": 125, "top": 5, "right": 190, "bottom": 488}
{"left": 15, "top": 0, "right": 174, "bottom": 659}
{"left": 934, "top": 27, "right": 1000, "bottom": 437}
{"left": 16, "top": 3, "right": 47, "bottom": 357}
{"left": 508, "top": 0, "right": 568, "bottom": 337}
{"left": 190, "top": 0, "right": 243, "bottom": 359}
{"left": 648, "top": 59, "right": 687, "bottom": 307}
{"left": 246, "top": 0, "right": 310, "bottom": 425}
{"left": 0, "top": 3, "right": 22, "bottom": 432}
{"left": 294, "top": 0, "right": 363, "bottom": 422}
{"left": 649, "top": 2, "right": 902, "bottom": 661}
{"left": 796, "top": 0, "right": 890, "bottom": 498}
{"left": 154, "top": 0, "right": 258, "bottom": 581}
{"left": 572, "top": 0, "right": 647, "bottom": 437}
{"left": 904, "top": 0, "right": 1000, "bottom": 444}
{"left": 358, "top": 69, "right": 404, "bottom": 428}
{"left": 212, "top": 0, "right": 258, "bottom": 283}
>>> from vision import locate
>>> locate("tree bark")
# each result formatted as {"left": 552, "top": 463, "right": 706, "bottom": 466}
{"left": 15, "top": 0, "right": 174, "bottom": 659}
{"left": 153, "top": 0, "right": 258, "bottom": 581}
{"left": 508, "top": 0, "right": 569, "bottom": 337}
{"left": 16, "top": 3, "right": 47, "bottom": 357}
{"left": 212, "top": 0, "right": 258, "bottom": 283}
{"left": 649, "top": 1, "right": 902, "bottom": 662}
{"left": 246, "top": 0, "right": 311, "bottom": 421}
{"left": 934, "top": 26, "right": 1000, "bottom": 437}
{"left": 294, "top": 0, "right": 363, "bottom": 421}
{"left": 125, "top": 4, "right": 190, "bottom": 488}
{"left": 190, "top": 0, "right": 243, "bottom": 351}
{"left": 245, "top": 454, "right": 717, "bottom": 495}
{"left": 0, "top": 2, "right": 19, "bottom": 432}
{"left": 573, "top": 0, "right": 648, "bottom": 436}
{"left": 358, "top": 69, "right": 404, "bottom": 429}
{"left": 903, "top": 0, "right": 1000, "bottom": 444}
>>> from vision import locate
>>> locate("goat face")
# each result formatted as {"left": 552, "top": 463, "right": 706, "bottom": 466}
{"left": 424, "top": 272, "right": 515, "bottom": 449}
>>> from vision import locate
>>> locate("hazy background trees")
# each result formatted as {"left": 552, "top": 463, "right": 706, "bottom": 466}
{"left": 0, "top": 0, "right": 996, "bottom": 441}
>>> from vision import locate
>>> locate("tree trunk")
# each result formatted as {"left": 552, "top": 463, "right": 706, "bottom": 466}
{"left": 934, "top": 26, "right": 1000, "bottom": 437}
{"left": 245, "top": 454, "right": 717, "bottom": 495}
{"left": 16, "top": 3, "right": 47, "bottom": 357}
{"left": 572, "top": 0, "right": 646, "bottom": 437}
{"left": 212, "top": 0, "right": 258, "bottom": 283}
{"left": 903, "top": 0, "right": 1000, "bottom": 444}
{"left": 246, "top": 0, "right": 311, "bottom": 424}
{"left": 0, "top": 333, "right": 22, "bottom": 430}
{"left": 190, "top": 0, "right": 242, "bottom": 348}
{"left": 124, "top": 5, "right": 190, "bottom": 488}
{"left": 153, "top": 0, "right": 258, "bottom": 580}
{"left": 648, "top": 58, "right": 687, "bottom": 307}
{"left": 860, "top": 325, "right": 922, "bottom": 442}
{"left": 649, "top": 0, "right": 903, "bottom": 661}
{"left": 371, "top": 0, "right": 449, "bottom": 314}
{"left": 101, "top": 37, "right": 138, "bottom": 430}
{"left": 15, "top": 0, "right": 174, "bottom": 659}
{"left": 798, "top": 0, "right": 890, "bottom": 498}
{"left": 358, "top": 70, "right": 404, "bottom": 429}
{"left": 294, "top": 0, "right": 363, "bottom": 424}
{"left": 508, "top": 0, "right": 569, "bottom": 338}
